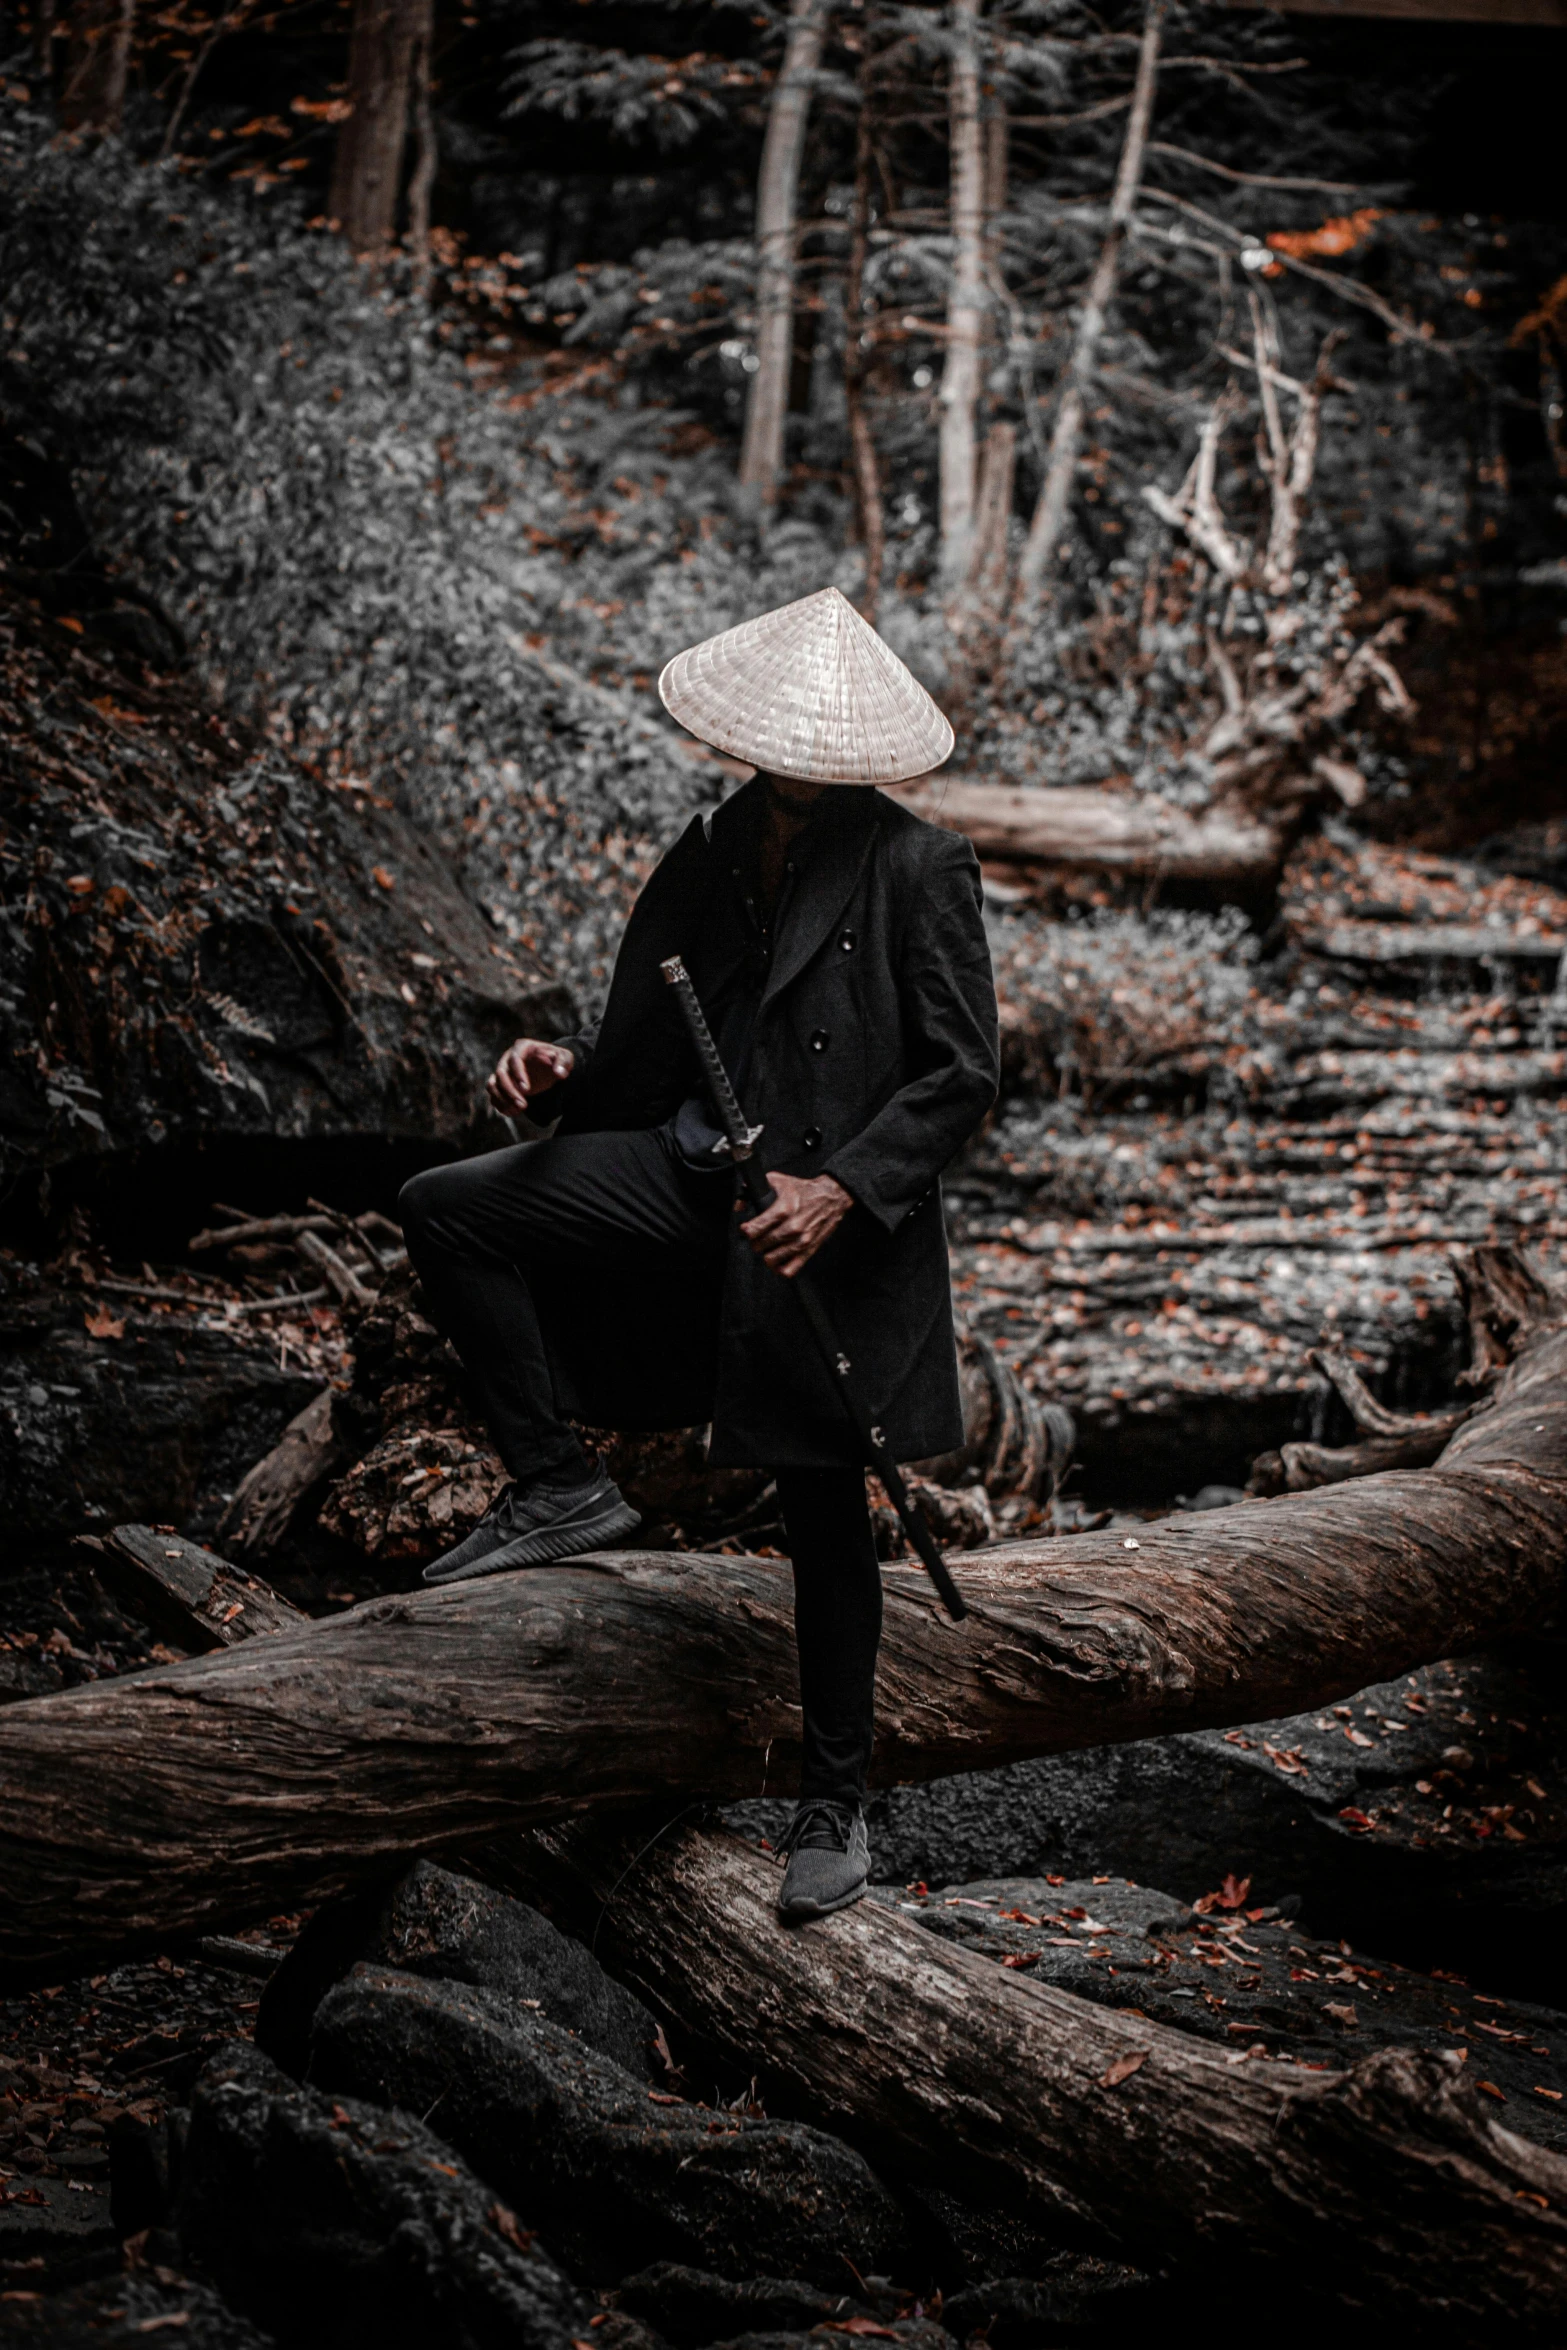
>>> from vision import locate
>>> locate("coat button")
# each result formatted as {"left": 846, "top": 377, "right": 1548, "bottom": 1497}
{"left": 803, "top": 1125, "right": 823, "bottom": 1151}
{"left": 810, "top": 1028, "right": 830, "bottom": 1053}
{"left": 838, "top": 929, "right": 856, "bottom": 953}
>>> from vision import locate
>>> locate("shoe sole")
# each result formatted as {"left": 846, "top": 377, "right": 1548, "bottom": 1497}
{"left": 777, "top": 1877, "right": 868, "bottom": 1924}
{"left": 425, "top": 1498, "right": 642, "bottom": 1586}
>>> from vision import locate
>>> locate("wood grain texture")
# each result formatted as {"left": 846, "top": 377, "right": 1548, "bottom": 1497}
{"left": 525, "top": 1820, "right": 1567, "bottom": 2339}
{"left": 2, "top": 1324, "right": 1564, "bottom": 1976}
{"left": 888, "top": 777, "right": 1283, "bottom": 881}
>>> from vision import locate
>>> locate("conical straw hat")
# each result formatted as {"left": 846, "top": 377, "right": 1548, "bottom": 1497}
{"left": 658, "top": 585, "right": 955, "bottom": 786}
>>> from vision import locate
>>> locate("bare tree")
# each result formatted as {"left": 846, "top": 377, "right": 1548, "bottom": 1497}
{"left": 738, "top": 0, "right": 835, "bottom": 511}
{"left": 406, "top": 7, "right": 437, "bottom": 295}
{"left": 329, "top": 0, "right": 432, "bottom": 254}
{"left": 844, "top": 100, "right": 887, "bottom": 625}
{"left": 938, "top": 0, "right": 987, "bottom": 596}
{"left": 60, "top": 0, "right": 135, "bottom": 133}
{"left": 1013, "top": 0, "right": 1164, "bottom": 615}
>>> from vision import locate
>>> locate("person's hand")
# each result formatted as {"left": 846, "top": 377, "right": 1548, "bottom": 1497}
{"left": 487, "top": 1038, "right": 574, "bottom": 1117}
{"left": 739, "top": 1172, "right": 853, "bottom": 1278}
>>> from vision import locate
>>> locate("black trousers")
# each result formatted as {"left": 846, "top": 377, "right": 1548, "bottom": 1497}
{"left": 399, "top": 1133, "right": 882, "bottom": 1807}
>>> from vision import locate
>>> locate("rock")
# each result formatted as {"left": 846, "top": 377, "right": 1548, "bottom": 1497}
{"left": 256, "top": 1861, "right": 662, "bottom": 2083}
{"left": 0, "top": 1260, "right": 319, "bottom": 1548}
{"left": 882, "top": 1873, "right": 1567, "bottom": 2156}
{"left": 708, "top": 2327, "right": 951, "bottom": 2350}
{"left": 0, "top": 2271, "right": 278, "bottom": 2348}
{"left": 944, "top": 2259, "right": 1164, "bottom": 2345}
{"left": 0, "top": 2173, "right": 118, "bottom": 2290}
{"left": 175, "top": 2038, "right": 597, "bottom": 2348}
{"left": 108, "top": 2108, "right": 183, "bottom": 2238}
{"left": 895, "top": 2188, "right": 1085, "bottom": 2292}
{"left": 0, "top": 578, "right": 572, "bottom": 1183}
{"left": 613, "top": 2264, "right": 860, "bottom": 2347}
{"left": 309, "top": 1964, "right": 915, "bottom": 2289}
{"left": 727, "top": 1651, "right": 1567, "bottom": 2001}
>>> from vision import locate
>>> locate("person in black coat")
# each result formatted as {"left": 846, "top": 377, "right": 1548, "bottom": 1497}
{"left": 399, "top": 587, "right": 999, "bottom": 1918}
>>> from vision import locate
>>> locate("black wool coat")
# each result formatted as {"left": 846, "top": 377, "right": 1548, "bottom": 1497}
{"left": 538, "top": 780, "right": 999, "bottom": 1468}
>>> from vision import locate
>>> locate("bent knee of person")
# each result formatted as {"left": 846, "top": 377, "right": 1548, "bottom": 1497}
{"left": 398, "top": 1163, "right": 462, "bottom": 1242}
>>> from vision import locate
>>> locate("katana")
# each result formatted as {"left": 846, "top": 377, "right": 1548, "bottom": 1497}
{"left": 661, "top": 954, "right": 967, "bottom": 1623}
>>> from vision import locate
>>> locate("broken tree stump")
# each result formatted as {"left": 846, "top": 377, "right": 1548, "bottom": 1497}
{"left": 0, "top": 1251, "right": 1564, "bottom": 1977}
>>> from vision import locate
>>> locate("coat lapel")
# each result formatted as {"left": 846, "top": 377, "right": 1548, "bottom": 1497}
{"left": 759, "top": 790, "right": 881, "bottom": 1016}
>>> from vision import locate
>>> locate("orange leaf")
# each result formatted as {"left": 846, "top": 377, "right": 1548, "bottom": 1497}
{"left": 84, "top": 1305, "right": 125, "bottom": 1340}
{"left": 371, "top": 865, "right": 396, "bottom": 891}
{"left": 490, "top": 2201, "right": 534, "bottom": 2251}
{"left": 1267, "top": 208, "right": 1383, "bottom": 262}
{"left": 1100, "top": 2050, "right": 1149, "bottom": 2089}
{"left": 1477, "top": 2080, "right": 1506, "bottom": 2102}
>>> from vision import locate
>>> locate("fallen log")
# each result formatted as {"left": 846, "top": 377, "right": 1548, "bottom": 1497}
{"left": 888, "top": 778, "right": 1283, "bottom": 884}
{"left": 0, "top": 1249, "right": 1564, "bottom": 1977}
{"left": 217, "top": 1390, "right": 343, "bottom": 1560}
{"left": 515, "top": 1819, "right": 1567, "bottom": 2339}
{"left": 94, "top": 1524, "right": 304, "bottom": 1651}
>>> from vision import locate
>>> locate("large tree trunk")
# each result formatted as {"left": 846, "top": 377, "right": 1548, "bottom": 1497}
{"left": 738, "top": 0, "right": 834, "bottom": 509}
{"left": 938, "top": 0, "right": 987, "bottom": 597}
{"left": 512, "top": 1819, "right": 1567, "bottom": 2341}
{"left": 329, "top": 0, "right": 432, "bottom": 254}
{"left": 1, "top": 1257, "right": 1564, "bottom": 1976}
{"left": 888, "top": 774, "right": 1284, "bottom": 883}
{"left": 1013, "top": 0, "right": 1163, "bottom": 614}
{"left": 66, "top": 1532, "right": 1567, "bottom": 2330}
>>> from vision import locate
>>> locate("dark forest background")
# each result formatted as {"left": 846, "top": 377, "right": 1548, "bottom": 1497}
{"left": 2, "top": 0, "right": 1565, "bottom": 1025}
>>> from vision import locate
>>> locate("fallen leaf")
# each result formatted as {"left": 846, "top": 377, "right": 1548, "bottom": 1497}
{"left": 1001, "top": 1952, "right": 1040, "bottom": 1970}
{"left": 821, "top": 2322, "right": 899, "bottom": 2339}
{"left": 1099, "top": 2050, "right": 1149, "bottom": 2088}
{"left": 1534, "top": 2086, "right": 1563, "bottom": 2102}
{"left": 136, "top": 2320, "right": 190, "bottom": 2336}
{"left": 647, "top": 2089, "right": 683, "bottom": 2105}
{"left": 1324, "top": 2002, "right": 1358, "bottom": 2026}
{"left": 371, "top": 865, "right": 396, "bottom": 890}
{"left": 1477, "top": 2080, "right": 1506, "bottom": 2102}
{"left": 490, "top": 2202, "right": 534, "bottom": 2251}
{"left": 84, "top": 1305, "right": 125, "bottom": 1340}
{"left": 1193, "top": 1874, "right": 1252, "bottom": 1915}
{"left": 1338, "top": 1807, "right": 1373, "bottom": 1833}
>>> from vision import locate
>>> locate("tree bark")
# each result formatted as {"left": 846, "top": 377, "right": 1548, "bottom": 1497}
{"left": 844, "top": 97, "right": 885, "bottom": 625}
{"left": 218, "top": 1390, "right": 344, "bottom": 1560}
{"left": 938, "top": 0, "right": 987, "bottom": 596}
{"left": 738, "top": 0, "right": 834, "bottom": 509}
{"left": 95, "top": 1524, "right": 307, "bottom": 1652}
{"left": 512, "top": 1819, "right": 1567, "bottom": 2341}
{"left": 1, "top": 1265, "right": 1564, "bottom": 1976}
{"left": 1013, "top": 0, "right": 1163, "bottom": 614}
{"left": 405, "top": 6, "right": 437, "bottom": 294}
{"left": 329, "top": 0, "right": 432, "bottom": 254}
{"left": 887, "top": 775, "right": 1283, "bottom": 883}
{"left": 60, "top": 0, "right": 135, "bottom": 133}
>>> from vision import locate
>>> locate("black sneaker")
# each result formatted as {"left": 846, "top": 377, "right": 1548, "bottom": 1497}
{"left": 777, "top": 1800, "right": 870, "bottom": 1922}
{"left": 422, "top": 1467, "right": 640, "bottom": 1585}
